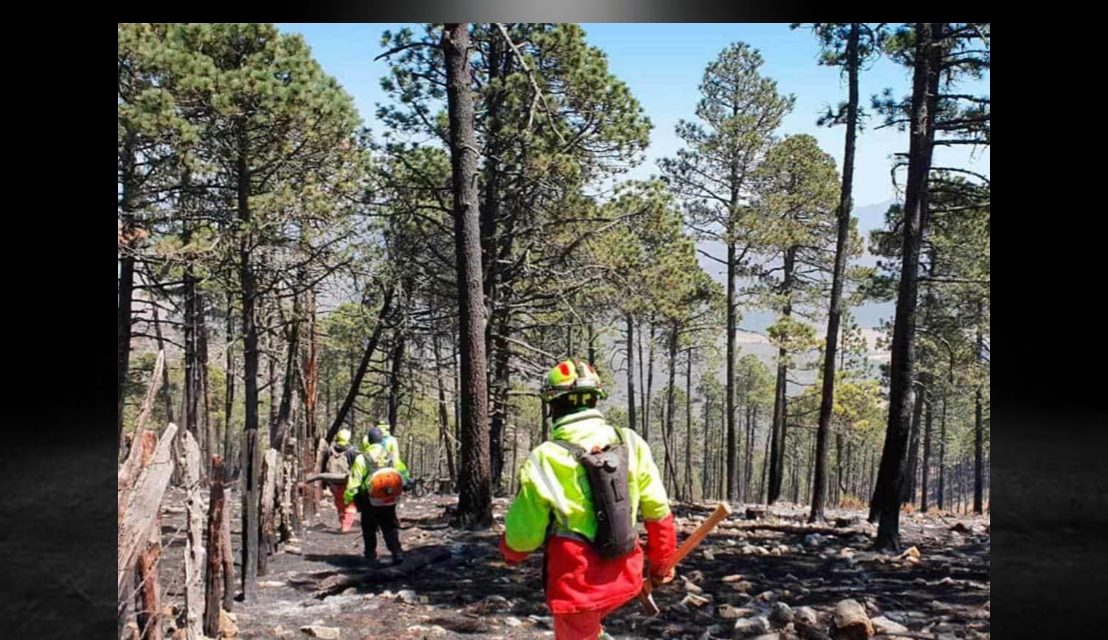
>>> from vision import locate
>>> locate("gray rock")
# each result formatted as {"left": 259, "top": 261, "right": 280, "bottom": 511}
{"left": 718, "top": 604, "right": 754, "bottom": 620}
{"left": 481, "top": 594, "right": 512, "bottom": 611}
{"left": 769, "top": 602, "right": 793, "bottom": 627}
{"left": 730, "top": 581, "right": 755, "bottom": 593}
{"left": 793, "top": 606, "right": 818, "bottom": 627}
{"left": 528, "top": 615, "right": 554, "bottom": 629}
{"left": 299, "top": 626, "right": 340, "bottom": 640}
{"left": 734, "top": 616, "right": 769, "bottom": 637}
{"left": 872, "top": 616, "right": 909, "bottom": 634}
{"left": 397, "top": 589, "right": 419, "bottom": 605}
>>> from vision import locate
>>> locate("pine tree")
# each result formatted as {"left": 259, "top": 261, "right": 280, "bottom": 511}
{"left": 661, "top": 42, "right": 793, "bottom": 502}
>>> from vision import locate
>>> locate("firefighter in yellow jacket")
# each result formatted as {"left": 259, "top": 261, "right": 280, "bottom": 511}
{"left": 345, "top": 427, "right": 406, "bottom": 565}
{"left": 499, "top": 358, "right": 677, "bottom": 640}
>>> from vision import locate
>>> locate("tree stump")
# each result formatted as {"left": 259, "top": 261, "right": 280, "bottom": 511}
{"left": 203, "top": 456, "right": 226, "bottom": 637}
{"left": 179, "top": 430, "right": 204, "bottom": 640}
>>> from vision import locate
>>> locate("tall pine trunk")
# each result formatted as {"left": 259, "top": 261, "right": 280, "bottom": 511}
{"left": 902, "top": 380, "right": 925, "bottom": 504}
{"left": 768, "top": 248, "right": 796, "bottom": 504}
{"left": 223, "top": 296, "right": 235, "bottom": 463}
{"left": 489, "top": 307, "right": 512, "bottom": 491}
{"left": 433, "top": 333, "right": 457, "bottom": 485}
{"left": 236, "top": 121, "right": 261, "bottom": 601}
{"left": 810, "top": 22, "right": 860, "bottom": 523}
{"left": 151, "top": 300, "right": 175, "bottom": 425}
{"left": 271, "top": 294, "right": 300, "bottom": 454}
{"left": 662, "top": 324, "right": 680, "bottom": 501}
{"left": 974, "top": 301, "right": 985, "bottom": 513}
{"left": 921, "top": 397, "right": 933, "bottom": 512}
{"left": 444, "top": 23, "right": 492, "bottom": 528}
{"left": 645, "top": 319, "right": 655, "bottom": 442}
{"left": 745, "top": 405, "right": 756, "bottom": 499}
{"left": 326, "top": 287, "right": 394, "bottom": 442}
{"left": 684, "top": 350, "right": 693, "bottom": 499}
{"left": 701, "top": 394, "right": 711, "bottom": 499}
{"left": 626, "top": 314, "right": 637, "bottom": 432}
{"left": 726, "top": 241, "right": 739, "bottom": 501}
{"left": 870, "top": 23, "right": 942, "bottom": 551}
{"left": 118, "top": 135, "right": 138, "bottom": 442}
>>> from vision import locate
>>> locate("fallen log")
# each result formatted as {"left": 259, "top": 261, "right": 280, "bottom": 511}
{"left": 720, "top": 521, "right": 871, "bottom": 537}
{"left": 304, "top": 472, "right": 348, "bottom": 484}
{"left": 312, "top": 546, "right": 452, "bottom": 598}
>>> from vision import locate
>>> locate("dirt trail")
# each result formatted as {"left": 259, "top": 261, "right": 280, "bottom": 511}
{"left": 152, "top": 492, "right": 989, "bottom": 639}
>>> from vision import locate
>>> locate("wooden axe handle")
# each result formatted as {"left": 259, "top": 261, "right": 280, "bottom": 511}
{"left": 657, "top": 501, "right": 733, "bottom": 575}
{"left": 637, "top": 502, "right": 732, "bottom": 615}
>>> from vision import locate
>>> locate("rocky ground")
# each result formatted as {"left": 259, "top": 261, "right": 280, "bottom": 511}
{"left": 147, "top": 492, "right": 989, "bottom": 640}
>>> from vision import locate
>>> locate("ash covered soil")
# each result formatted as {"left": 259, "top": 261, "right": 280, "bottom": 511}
{"left": 153, "top": 491, "right": 989, "bottom": 640}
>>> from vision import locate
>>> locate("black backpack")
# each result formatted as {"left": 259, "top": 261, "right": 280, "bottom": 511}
{"left": 553, "top": 427, "right": 637, "bottom": 559}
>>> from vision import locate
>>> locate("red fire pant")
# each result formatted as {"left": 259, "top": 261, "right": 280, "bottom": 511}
{"left": 552, "top": 600, "right": 623, "bottom": 640}
{"left": 328, "top": 484, "right": 357, "bottom": 531}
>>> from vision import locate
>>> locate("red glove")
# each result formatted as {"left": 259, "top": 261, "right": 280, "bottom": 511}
{"left": 498, "top": 534, "right": 530, "bottom": 565}
{"left": 644, "top": 512, "right": 677, "bottom": 570}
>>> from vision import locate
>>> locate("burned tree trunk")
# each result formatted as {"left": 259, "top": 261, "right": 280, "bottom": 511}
{"left": 685, "top": 349, "right": 694, "bottom": 499}
{"left": 223, "top": 297, "right": 235, "bottom": 462}
{"left": 151, "top": 303, "right": 175, "bottom": 427}
{"left": 118, "top": 135, "right": 139, "bottom": 441}
{"left": 769, "top": 247, "right": 797, "bottom": 504}
{"left": 432, "top": 333, "right": 457, "bottom": 485}
{"left": 662, "top": 323, "right": 681, "bottom": 501}
{"left": 118, "top": 424, "right": 178, "bottom": 597}
{"left": 258, "top": 448, "right": 279, "bottom": 575}
{"left": 921, "top": 398, "right": 933, "bottom": 512}
{"left": 179, "top": 430, "right": 204, "bottom": 640}
{"left": 626, "top": 314, "right": 637, "bottom": 433}
{"left": 325, "top": 285, "right": 395, "bottom": 442}
{"left": 974, "top": 301, "right": 985, "bottom": 514}
{"left": 204, "top": 456, "right": 227, "bottom": 637}
{"left": 236, "top": 117, "right": 263, "bottom": 601}
{"left": 645, "top": 320, "right": 655, "bottom": 441}
{"left": 869, "top": 22, "right": 942, "bottom": 551}
{"left": 811, "top": 22, "right": 861, "bottom": 524}
{"left": 134, "top": 527, "right": 163, "bottom": 640}
{"left": 902, "top": 380, "right": 925, "bottom": 505}
{"left": 270, "top": 298, "right": 300, "bottom": 454}
{"left": 726, "top": 240, "right": 738, "bottom": 502}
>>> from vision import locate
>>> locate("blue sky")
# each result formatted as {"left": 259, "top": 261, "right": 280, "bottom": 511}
{"left": 277, "top": 22, "right": 989, "bottom": 210}
{"left": 277, "top": 23, "right": 988, "bottom": 333}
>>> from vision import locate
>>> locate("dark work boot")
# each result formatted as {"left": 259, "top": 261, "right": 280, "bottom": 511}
{"left": 384, "top": 527, "right": 404, "bottom": 565}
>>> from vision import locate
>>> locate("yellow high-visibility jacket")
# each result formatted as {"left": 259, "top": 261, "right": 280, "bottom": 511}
{"left": 503, "top": 408, "right": 671, "bottom": 554}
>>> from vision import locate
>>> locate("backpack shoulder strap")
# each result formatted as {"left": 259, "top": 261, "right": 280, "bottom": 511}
{"left": 551, "top": 439, "right": 586, "bottom": 459}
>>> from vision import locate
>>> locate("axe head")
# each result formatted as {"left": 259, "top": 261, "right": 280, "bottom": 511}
{"left": 637, "top": 576, "right": 660, "bottom": 616}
